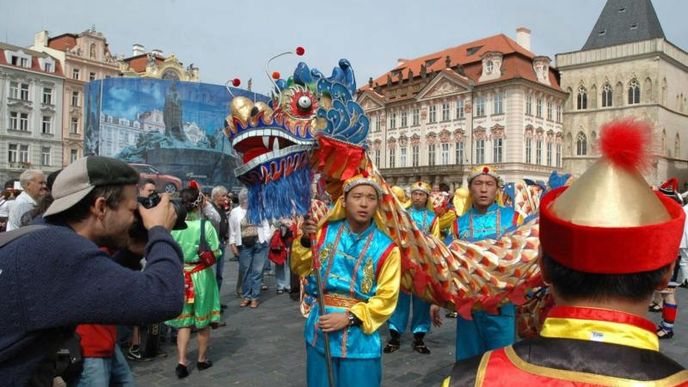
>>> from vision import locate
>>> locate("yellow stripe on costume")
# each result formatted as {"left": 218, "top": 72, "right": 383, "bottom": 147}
{"left": 540, "top": 317, "right": 659, "bottom": 351}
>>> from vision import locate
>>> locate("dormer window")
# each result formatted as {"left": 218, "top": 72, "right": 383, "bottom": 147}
{"left": 479, "top": 52, "right": 503, "bottom": 82}
{"left": 44, "top": 62, "right": 53, "bottom": 72}
{"left": 485, "top": 60, "right": 494, "bottom": 74}
{"left": 20, "top": 57, "right": 30, "bottom": 68}
{"left": 532, "top": 56, "right": 552, "bottom": 85}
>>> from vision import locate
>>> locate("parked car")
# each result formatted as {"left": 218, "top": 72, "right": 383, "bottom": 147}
{"left": 129, "top": 163, "right": 182, "bottom": 193}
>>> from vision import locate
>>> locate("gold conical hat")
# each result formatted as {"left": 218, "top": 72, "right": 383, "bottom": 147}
{"left": 550, "top": 159, "right": 670, "bottom": 227}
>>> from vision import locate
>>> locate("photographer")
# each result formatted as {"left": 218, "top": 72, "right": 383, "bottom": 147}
{"left": 0, "top": 156, "right": 184, "bottom": 386}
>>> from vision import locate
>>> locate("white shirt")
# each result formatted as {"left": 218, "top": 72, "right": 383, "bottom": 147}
{"left": 7, "top": 192, "right": 36, "bottom": 231}
{"left": 228, "top": 206, "right": 273, "bottom": 246}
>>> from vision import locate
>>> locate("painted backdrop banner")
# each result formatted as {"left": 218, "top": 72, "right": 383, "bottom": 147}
{"left": 84, "top": 78, "right": 268, "bottom": 192}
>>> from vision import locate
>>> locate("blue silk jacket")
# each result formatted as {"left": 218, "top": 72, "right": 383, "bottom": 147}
{"left": 451, "top": 203, "right": 519, "bottom": 242}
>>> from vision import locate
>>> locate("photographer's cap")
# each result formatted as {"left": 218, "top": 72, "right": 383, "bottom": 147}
{"left": 45, "top": 156, "right": 140, "bottom": 217}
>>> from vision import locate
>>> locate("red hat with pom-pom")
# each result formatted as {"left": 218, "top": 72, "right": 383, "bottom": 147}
{"left": 540, "top": 118, "right": 685, "bottom": 273}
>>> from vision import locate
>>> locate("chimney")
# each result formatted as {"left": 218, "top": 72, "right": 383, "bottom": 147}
{"left": 397, "top": 58, "right": 408, "bottom": 67}
{"left": 34, "top": 30, "right": 49, "bottom": 48}
{"left": 151, "top": 49, "right": 163, "bottom": 57}
{"left": 132, "top": 43, "right": 145, "bottom": 56}
{"left": 516, "top": 27, "right": 531, "bottom": 51}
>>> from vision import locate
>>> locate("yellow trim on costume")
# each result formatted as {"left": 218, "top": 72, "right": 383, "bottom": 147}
{"left": 504, "top": 346, "right": 688, "bottom": 386}
{"left": 323, "top": 294, "right": 361, "bottom": 309}
{"left": 540, "top": 317, "right": 659, "bottom": 351}
{"left": 475, "top": 351, "right": 491, "bottom": 387}
{"left": 440, "top": 376, "right": 450, "bottom": 387}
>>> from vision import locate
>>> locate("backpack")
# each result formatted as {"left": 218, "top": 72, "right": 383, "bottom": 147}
{"left": 0, "top": 225, "right": 84, "bottom": 385}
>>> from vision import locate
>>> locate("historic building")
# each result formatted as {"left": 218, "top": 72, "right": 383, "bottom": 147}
{"left": 358, "top": 29, "right": 566, "bottom": 188}
{"left": 556, "top": 0, "right": 688, "bottom": 185}
{"left": 31, "top": 27, "right": 121, "bottom": 166}
{"left": 119, "top": 43, "right": 199, "bottom": 82}
{"left": 0, "top": 42, "right": 64, "bottom": 183}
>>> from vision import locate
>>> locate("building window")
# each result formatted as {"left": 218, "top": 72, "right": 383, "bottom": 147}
{"left": 556, "top": 144, "right": 562, "bottom": 167}
{"left": 536, "top": 98, "right": 543, "bottom": 118}
{"left": 42, "top": 116, "right": 51, "bottom": 134}
{"left": 441, "top": 143, "right": 450, "bottom": 165}
{"left": 475, "top": 139, "right": 485, "bottom": 164}
{"left": 72, "top": 68, "right": 80, "bottom": 80}
{"left": 20, "top": 57, "right": 29, "bottom": 68}
{"left": 536, "top": 140, "right": 543, "bottom": 164}
{"left": 429, "top": 105, "right": 437, "bottom": 123}
{"left": 455, "top": 142, "right": 464, "bottom": 164}
{"left": 71, "top": 91, "right": 80, "bottom": 107}
{"left": 577, "top": 86, "right": 588, "bottom": 110}
{"left": 428, "top": 144, "right": 436, "bottom": 166}
{"left": 19, "top": 83, "right": 29, "bottom": 100}
{"left": 547, "top": 142, "right": 553, "bottom": 166}
{"left": 389, "top": 147, "right": 396, "bottom": 168}
{"left": 389, "top": 112, "right": 396, "bottom": 129}
{"left": 8, "top": 144, "right": 17, "bottom": 163}
{"left": 89, "top": 72, "right": 96, "bottom": 81}
{"left": 441, "top": 103, "right": 450, "bottom": 121}
{"left": 9, "top": 112, "right": 18, "bottom": 130}
{"left": 628, "top": 79, "right": 640, "bottom": 104}
{"left": 493, "top": 138, "right": 503, "bottom": 163}
{"left": 602, "top": 83, "right": 613, "bottom": 107}
{"left": 525, "top": 137, "right": 532, "bottom": 163}
{"left": 70, "top": 149, "right": 79, "bottom": 163}
{"left": 525, "top": 95, "right": 532, "bottom": 115}
{"left": 576, "top": 132, "right": 587, "bottom": 156}
{"left": 412, "top": 144, "right": 419, "bottom": 166}
{"left": 9, "top": 82, "right": 19, "bottom": 99}
{"left": 475, "top": 97, "right": 485, "bottom": 117}
{"left": 456, "top": 98, "right": 464, "bottom": 119}
{"left": 401, "top": 110, "right": 408, "bottom": 127}
{"left": 19, "top": 144, "right": 29, "bottom": 163}
{"left": 374, "top": 149, "right": 380, "bottom": 166}
{"left": 16, "top": 113, "right": 29, "bottom": 131}
{"left": 546, "top": 101, "right": 552, "bottom": 120}
{"left": 400, "top": 146, "right": 407, "bottom": 166}
{"left": 493, "top": 93, "right": 504, "bottom": 115}
{"left": 43, "top": 87, "right": 53, "bottom": 105}
{"left": 41, "top": 147, "right": 50, "bottom": 166}
{"left": 374, "top": 115, "right": 381, "bottom": 132}
{"left": 556, "top": 104, "right": 562, "bottom": 122}
{"left": 71, "top": 118, "right": 79, "bottom": 134}
{"left": 412, "top": 108, "right": 419, "bottom": 126}
{"left": 44, "top": 62, "right": 53, "bottom": 72}
{"left": 90, "top": 43, "right": 96, "bottom": 59}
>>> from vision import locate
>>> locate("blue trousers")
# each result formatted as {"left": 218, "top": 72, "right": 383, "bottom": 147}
{"left": 388, "top": 292, "right": 431, "bottom": 335}
{"left": 74, "top": 345, "right": 135, "bottom": 387}
{"left": 238, "top": 242, "right": 268, "bottom": 300}
{"left": 455, "top": 303, "right": 516, "bottom": 360}
{"left": 306, "top": 345, "right": 381, "bottom": 387}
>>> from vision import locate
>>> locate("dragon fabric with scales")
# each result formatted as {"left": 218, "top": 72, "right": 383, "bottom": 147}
{"left": 224, "top": 54, "right": 549, "bottom": 331}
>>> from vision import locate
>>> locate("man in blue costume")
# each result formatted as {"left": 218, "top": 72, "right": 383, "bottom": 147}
{"left": 384, "top": 181, "right": 438, "bottom": 355}
{"left": 292, "top": 171, "right": 401, "bottom": 387}
{"left": 433, "top": 165, "right": 521, "bottom": 361}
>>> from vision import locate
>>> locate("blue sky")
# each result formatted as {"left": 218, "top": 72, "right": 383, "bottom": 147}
{"left": 2, "top": 0, "right": 687, "bottom": 95}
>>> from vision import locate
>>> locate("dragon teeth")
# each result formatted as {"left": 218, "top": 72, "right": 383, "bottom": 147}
{"left": 262, "top": 136, "right": 270, "bottom": 148}
{"left": 273, "top": 138, "right": 280, "bottom": 152}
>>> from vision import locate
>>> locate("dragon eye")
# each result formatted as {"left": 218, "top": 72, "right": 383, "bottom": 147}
{"left": 297, "top": 95, "right": 312, "bottom": 111}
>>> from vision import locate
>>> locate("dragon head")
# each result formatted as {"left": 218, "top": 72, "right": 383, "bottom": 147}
{"left": 225, "top": 58, "right": 369, "bottom": 222}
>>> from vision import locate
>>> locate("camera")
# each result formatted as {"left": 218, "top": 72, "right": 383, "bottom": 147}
{"left": 130, "top": 192, "right": 188, "bottom": 241}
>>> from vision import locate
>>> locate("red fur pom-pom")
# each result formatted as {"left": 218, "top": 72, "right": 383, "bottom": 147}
{"left": 232, "top": 78, "right": 241, "bottom": 87}
{"left": 188, "top": 180, "right": 200, "bottom": 190}
{"left": 272, "top": 71, "right": 281, "bottom": 80}
{"left": 295, "top": 46, "right": 305, "bottom": 56}
{"left": 600, "top": 118, "right": 652, "bottom": 171}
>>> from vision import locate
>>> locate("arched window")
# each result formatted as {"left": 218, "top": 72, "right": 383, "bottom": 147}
{"left": 89, "top": 43, "right": 96, "bottom": 59}
{"left": 576, "top": 132, "right": 587, "bottom": 156}
{"left": 602, "top": 83, "right": 613, "bottom": 107}
{"left": 628, "top": 79, "right": 640, "bottom": 104}
{"left": 577, "top": 86, "right": 587, "bottom": 110}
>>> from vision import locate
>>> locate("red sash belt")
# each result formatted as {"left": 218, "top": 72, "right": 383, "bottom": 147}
{"left": 184, "top": 262, "right": 209, "bottom": 304}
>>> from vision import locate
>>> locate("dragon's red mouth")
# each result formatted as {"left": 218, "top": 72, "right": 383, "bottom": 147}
{"left": 235, "top": 136, "right": 296, "bottom": 164}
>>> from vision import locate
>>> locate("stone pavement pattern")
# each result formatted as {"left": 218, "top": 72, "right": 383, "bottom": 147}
{"left": 131, "top": 258, "right": 688, "bottom": 386}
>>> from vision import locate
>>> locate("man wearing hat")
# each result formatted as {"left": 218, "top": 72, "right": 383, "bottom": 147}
{"left": 292, "top": 171, "right": 401, "bottom": 387}
{"left": 0, "top": 156, "right": 185, "bottom": 386}
{"left": 433, "top": 165, "right": 521, "bottom": 362}
{"left": 384, "top": 181, "right": 438, "bottom": 355}
{"left": 442, "top": 119, "right": 688, "bottom": 385}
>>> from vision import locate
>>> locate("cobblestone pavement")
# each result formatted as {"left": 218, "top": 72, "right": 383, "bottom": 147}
{"left": 130, "top": 258, "right": 688, "bottom": 386}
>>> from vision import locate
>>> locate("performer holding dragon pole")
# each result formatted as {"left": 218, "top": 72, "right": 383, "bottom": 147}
{"left": 384, "top": 181, "right": 439, "bottom": 355}
{"left": 291, "top": 171, "right": 401, "bottom": 387}
{"left": 443, "top": 119, "right": 688, "bottom": 386}
{"left": 432, "top": 165, "right": 522, "bottom": 361}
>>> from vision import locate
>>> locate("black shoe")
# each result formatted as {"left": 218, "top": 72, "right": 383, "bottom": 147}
{"left": 175, "top": 363, "right": 189, "bottom": 379}
{"left": 197, "top": 360, "right": 213, "bottom": 370}
{"left": 413, "top": 333, "right": 431, "bottom": 354}
{"left": 126, "top": 345, "right": 142, "bottom": 361}
{"left": 657, "top": 326, "right": 674, "bottom": 340}
{"left": 220, "top": 304, "right": 228, "bottom": 310}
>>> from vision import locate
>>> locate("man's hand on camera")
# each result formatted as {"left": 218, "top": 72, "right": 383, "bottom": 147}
{"left": 138, "top": 193, "right": 178, "bottom": 230}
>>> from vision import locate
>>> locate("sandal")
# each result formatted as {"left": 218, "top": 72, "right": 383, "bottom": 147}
{"left": 240, "top": 299, "right": 251, "bottom": 307}
{"left": 250, "top": 300, "right": 260, "bottom": 308}
{"left": 657, "top": 326, "right": 674, "bottom": 340}
{"left": 413, "top": 342, "right": 431, "bottom": 354}
{"left": 383, "top": 341, "right": 400, "bottom": 353}
{"left": 648, "top": 302, "right": 662, "bottom": 313}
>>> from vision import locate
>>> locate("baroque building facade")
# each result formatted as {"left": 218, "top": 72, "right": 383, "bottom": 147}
{"left": 358, "top": 29, "right": 565, "bottom": 188}
{"left": 556, "top": 0, "right": 688, "bottom": 185}
{"left": 0, "top": 42, "right": 64, "bottom": 183}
